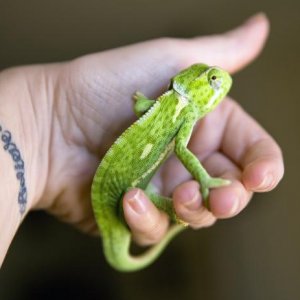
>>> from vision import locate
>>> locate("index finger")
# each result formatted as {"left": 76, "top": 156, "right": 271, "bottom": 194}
{"left": 221, "top": 99, "right": 284, "bottom": 192}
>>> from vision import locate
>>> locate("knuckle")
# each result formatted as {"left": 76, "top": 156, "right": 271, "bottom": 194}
{"left": 176, "top": 204, "right": 216, "bottom": 229}
{"left": 135, "top": 213, "right": 169, "bottom": 246}
{"left": 175, "top": 201, "right": 205, "bottom": 223}
{"left": 190, "top": 213, "right": 216, "bottom": 229}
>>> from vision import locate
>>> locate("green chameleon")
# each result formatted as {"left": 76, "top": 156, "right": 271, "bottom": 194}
{"left": 91, "top": 63, "right": 232, "bottom": 272}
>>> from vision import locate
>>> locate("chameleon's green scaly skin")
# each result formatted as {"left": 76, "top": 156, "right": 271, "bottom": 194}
{"left": 91, "top": 64, "right": 232, "bottom": 272}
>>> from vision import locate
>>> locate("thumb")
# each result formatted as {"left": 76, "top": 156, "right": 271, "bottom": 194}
{"left": 181, "top": 12, "right": 270, "bottom": 73}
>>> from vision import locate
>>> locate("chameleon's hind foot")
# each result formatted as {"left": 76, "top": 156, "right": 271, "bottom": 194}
{"left": 144, "top": 190, "right": 187, "bottom": 225}
{"left": 145, "top": 192, "right": 177, "bottom": 223}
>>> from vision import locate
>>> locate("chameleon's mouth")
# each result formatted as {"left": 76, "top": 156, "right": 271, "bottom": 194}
{"left": 206, "top": 86, "right": 224, "bottom": 108}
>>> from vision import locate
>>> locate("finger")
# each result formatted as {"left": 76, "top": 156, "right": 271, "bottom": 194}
{"left": 219, "top": 100, "right": 284, "bottom": 192}
{"left": 202, "top": 152, "right": 253, "bottom": 219}
{"left": 69, "top": 13, "right": 270, "bottom": 148}
{"left": 123, "top": 188, "right": 169, "bottom": 246}
{"left": 182, "top": 12, "right": 270, "bottom": 73}
{"left": 241, "top": 139, "right": 284, "bottom": 192}
{"left": 189, "top": 98, "right": 284, "bottom": 193}
{"left": 173, "top": 151, "right": 253, "bottom": 222}
{"left": 76, "top": 13, "right": 269, "bottom": 100}
{"left": 173, "top": 181, "right": 217, "bottom": 229}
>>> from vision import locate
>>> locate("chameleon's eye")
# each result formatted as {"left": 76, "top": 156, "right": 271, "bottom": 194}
{"left": 211, "top": 75, "right": 217, "bottom": 80}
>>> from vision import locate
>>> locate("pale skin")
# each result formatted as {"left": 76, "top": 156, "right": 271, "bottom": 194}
{"left": 0, "top": 13, "right": 284, "bottom": 267}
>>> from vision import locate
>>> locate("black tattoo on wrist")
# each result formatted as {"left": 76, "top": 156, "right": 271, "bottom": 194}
{"left": 0, "top": 125, "right": 27, "bottom": 214}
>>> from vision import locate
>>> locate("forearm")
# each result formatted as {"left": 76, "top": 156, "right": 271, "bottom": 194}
{"left": 0, "top": 130, "right": 23, "bottom": 266}
{"left": 0, "top": 67, "right": 47, "bottom": 267}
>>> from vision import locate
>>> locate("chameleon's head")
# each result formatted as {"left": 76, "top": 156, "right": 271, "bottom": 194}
{"left": 171, "top": 63, "right": 232, "bottom": 115}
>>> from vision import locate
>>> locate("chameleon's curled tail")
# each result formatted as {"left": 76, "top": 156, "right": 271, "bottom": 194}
{"left": 101, "top": 220, "right": 185, "bottom": 272}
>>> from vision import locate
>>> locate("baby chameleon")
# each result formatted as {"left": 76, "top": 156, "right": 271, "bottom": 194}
{"left": 91, "top": 63, "right": 232, "bottom": 272}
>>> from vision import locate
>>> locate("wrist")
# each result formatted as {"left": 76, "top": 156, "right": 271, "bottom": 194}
{"left": 0, "top": 65, "right": 54, "bottom": 212}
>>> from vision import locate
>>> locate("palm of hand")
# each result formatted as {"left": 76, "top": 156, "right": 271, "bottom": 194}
{"left": 38, "top": 15, "right": 283, "bottom": 244}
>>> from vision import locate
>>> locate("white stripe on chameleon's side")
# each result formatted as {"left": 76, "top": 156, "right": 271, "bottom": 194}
{"left": 172, "top": 95, "right": 189, "bottom": 123}
{"left": 132, "top": 140, "right": 175, "bottom": 187}
{"left": 140, "top": 143, "right": 153, "bottom": 159}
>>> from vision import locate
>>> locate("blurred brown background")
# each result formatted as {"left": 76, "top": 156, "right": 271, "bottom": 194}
{"left": 0, "top": 1, "right": 298, "bottom": 299}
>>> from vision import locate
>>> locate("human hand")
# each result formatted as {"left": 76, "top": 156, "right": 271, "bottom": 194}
{"left": 7, "top": 13, "right": 283, "bottom": 248}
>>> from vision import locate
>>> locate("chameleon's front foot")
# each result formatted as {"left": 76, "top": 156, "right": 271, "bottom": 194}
{"left": 133, "top": 91, "right": 155, "bottom": 117}
{"left": 200, "top": 177, "right": 231, "bottom": 208}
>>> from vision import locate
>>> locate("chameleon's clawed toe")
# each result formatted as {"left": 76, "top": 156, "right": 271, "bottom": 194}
{"left": 200, "top": 177, "right": 231, "bottom": 208}
{"left": 207, "top": 177, "right": 231, "bottom": 188}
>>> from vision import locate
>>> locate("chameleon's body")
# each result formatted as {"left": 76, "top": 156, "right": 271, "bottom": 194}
{"left": 91, "top": 64, "right": 232, "bottom": 272}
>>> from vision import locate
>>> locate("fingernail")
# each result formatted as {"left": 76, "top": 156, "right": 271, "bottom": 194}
{"left": 127, "top": 190, "right": 147, "bottom": 214}
{"left": 180, "top": 191, "right": 201, "bottom": 210}
{"left": 257, "top": 173, "right": 274, "bottom": 191}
